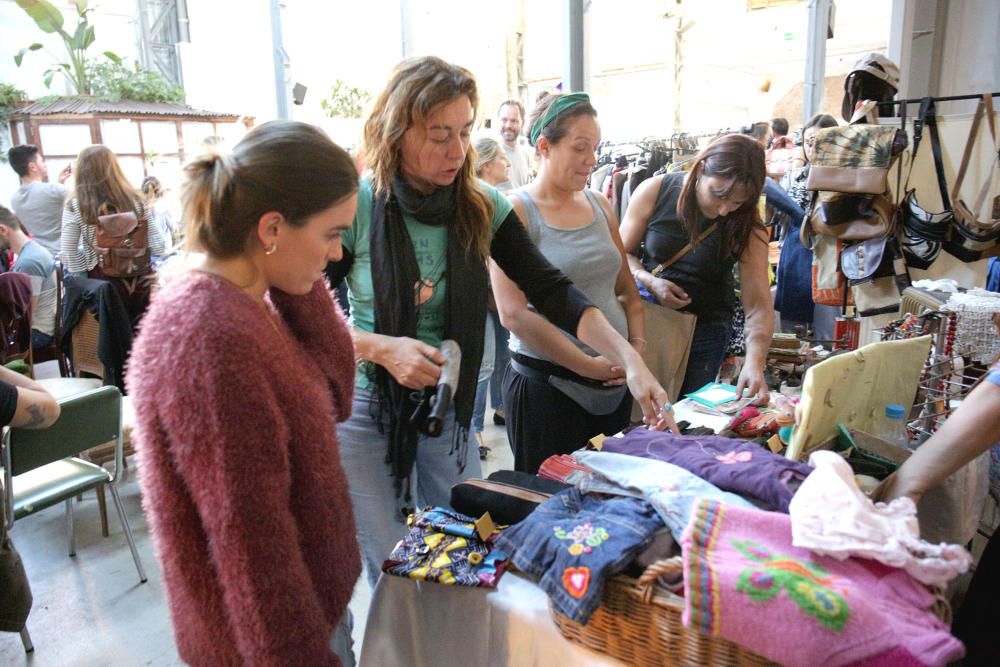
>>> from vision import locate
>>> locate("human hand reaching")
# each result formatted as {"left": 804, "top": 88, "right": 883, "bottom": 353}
{"left": 648, "top": 276, "right": 692, "bottom": 310}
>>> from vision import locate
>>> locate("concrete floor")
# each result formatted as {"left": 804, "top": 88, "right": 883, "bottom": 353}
{"left": 0, "top": 361, "right": 514, "bottom": 666}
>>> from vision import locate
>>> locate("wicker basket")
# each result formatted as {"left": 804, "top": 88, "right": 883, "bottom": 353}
{"left": 549, "top": 557, "right": 774, "bottom": 667}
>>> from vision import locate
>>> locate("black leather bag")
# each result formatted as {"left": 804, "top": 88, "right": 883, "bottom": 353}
{"left": 450, "top": 471, "right": 569, "bottom": 526}
{"left": 899, "top": 98, "right": 954, "bottom": 269}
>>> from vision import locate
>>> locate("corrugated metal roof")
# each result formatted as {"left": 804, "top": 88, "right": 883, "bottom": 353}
{"left": 12, "top": 98, "right": 241, "bottom": 119}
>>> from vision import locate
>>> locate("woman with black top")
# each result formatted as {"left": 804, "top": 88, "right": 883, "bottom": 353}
{"left": 620, "top": 134, "right": 773, "bottom": 401}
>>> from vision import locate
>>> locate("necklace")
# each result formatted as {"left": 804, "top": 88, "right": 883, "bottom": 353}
{"left": 191, "top": 268, "right": 286, "bottom": 341}
{"left": 414, "top": 248, "right": 447, "bottom": 307}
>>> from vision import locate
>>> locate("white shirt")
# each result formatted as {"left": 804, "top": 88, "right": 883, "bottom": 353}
{"left": 500, "top": 138, "right": 533, "bottom": 189}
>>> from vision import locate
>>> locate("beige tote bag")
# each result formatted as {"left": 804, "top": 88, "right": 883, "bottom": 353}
{"left": 628, "top": 222, "right": 717, "bottom": 420}
{"left": 640, "top": 301, "right": 696, "bottom": 404}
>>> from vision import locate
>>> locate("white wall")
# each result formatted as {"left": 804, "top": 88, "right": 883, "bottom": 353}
{"left": 178, "top": 0, "right": 276, "bottom": 123}
{"left": 935, "top": 0, "right": 1000, "bottom": 113}
{"left": 517, "top": 0, "right": 892, "bottom": 141}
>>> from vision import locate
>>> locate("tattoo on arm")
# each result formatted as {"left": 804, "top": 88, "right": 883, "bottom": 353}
{"left": 25, "top": 404, "right": 46, "bottom": 428}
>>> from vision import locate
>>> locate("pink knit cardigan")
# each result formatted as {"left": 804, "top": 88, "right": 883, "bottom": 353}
{"left": 127, "top": 273, "right": 360, "bottom": 666}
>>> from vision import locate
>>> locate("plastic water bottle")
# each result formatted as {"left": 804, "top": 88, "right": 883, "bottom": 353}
{"left": 881, "top": 404, "right": 909, "bottom": 449}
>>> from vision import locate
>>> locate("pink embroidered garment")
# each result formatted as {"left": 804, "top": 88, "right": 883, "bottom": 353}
{"left": 681, "top": 499, "right": 963, "bottom": 667}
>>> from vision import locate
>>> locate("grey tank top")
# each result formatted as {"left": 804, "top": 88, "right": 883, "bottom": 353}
{"left": 510, "top": 189, "right": 629, "bottom": 362}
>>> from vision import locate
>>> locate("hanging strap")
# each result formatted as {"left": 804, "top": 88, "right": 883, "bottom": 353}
{"left": 649, "top": 221, "right": 720, "bottom": 276}
{"left": 895, "top": 100, "right": 907, "bottom": 206}
{"left": 904, "top": 97, "right": 951, "bottom": 211}
{"left": 951, "top": 96, "right": 988, "bottom": 206}
{"left": 971, "top": 95, "right": 998, "bottom": 218}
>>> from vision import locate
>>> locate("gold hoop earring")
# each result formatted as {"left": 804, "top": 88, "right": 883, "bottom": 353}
{"left": 265, "top": 243, "right": 278, "bottom": 255}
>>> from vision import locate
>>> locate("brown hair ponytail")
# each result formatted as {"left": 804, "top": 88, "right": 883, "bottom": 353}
{"left": 181, "top": 120, "right": 358, "bottom": 259}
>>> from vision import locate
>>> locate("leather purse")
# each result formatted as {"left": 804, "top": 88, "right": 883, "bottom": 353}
{"left": 806, "top": 124, "right": 907, "bottom": 194}
{"left": 804, "top": 191, "right": 895, "bottom": 241}
{"left": 844, "top": 237, "right": 912, "bottom": 318}
{"left": 899, "top": 98, "right": 953, "bottom": 269}
{"left": 945, "top": 94, "right": 1000, "bottom": 262}
{"left": 450, "top": 470, "right": 570, "bottom": 525}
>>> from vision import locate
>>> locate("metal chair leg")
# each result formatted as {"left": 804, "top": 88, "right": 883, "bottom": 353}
{"left": 19, "top": 626, "right": 34, "bottom": 653}
{"left": 65, "top": 498, "right": 76, "bottom": 557}
{"left": 109, "top": 484, "right": 147, "bottom": 583}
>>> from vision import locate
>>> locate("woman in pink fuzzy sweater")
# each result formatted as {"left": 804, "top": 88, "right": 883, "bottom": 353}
{"left": 127, "top": 121, "right": 361, "bottom": 666}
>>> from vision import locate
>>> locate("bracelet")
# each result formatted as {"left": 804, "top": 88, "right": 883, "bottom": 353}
{"left": 631, "top": 267, "right": 643, "bottom": 280}
{"left": 629, "top": 337, "right": 647, "bottom": 345}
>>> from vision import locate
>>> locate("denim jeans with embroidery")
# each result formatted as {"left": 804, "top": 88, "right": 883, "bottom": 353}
{"left": 569, "top": 450, "right": 756, "bottom": 541}
{"left": 495, "top": 489, "right": 663, "bottom": 624}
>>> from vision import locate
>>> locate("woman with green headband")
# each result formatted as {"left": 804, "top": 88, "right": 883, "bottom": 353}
{"left": 325, "top": 57, "right": 668, "bottom": 591}
{"left": 491, "top": 91, "right": 678, "bottom": 473}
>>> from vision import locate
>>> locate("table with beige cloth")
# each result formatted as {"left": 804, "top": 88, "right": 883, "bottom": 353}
{"left": 359, "top": 571, "right": 624, "bottom": 667}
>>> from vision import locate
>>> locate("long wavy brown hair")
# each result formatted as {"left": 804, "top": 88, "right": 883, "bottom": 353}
{"left": 361, "top": 56, "right": 493, "bottom": 259}
{"left": 677, "top": 133, "right": 766, "bottom": 258}
{"left": 70, "top": 145, "right": 141, "bottom": 226}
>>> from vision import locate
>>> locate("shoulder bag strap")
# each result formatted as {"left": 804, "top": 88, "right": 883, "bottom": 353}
{"left": 904, "top": 97, "right": 952, "bottom": 211}
{"left": 925, "top": 98, "right": 952, "bottom": 211}
{"left": 649, "top": 221, "right": 720, "bottom": 276}
{"left": 951, "top": 96, "right": 987, "bottom": 205}
{"left": 971, "top": 94, "right": 998, "bottom": 218}
{"left": 895, "top": 99, "right": 908, "bottom": 206}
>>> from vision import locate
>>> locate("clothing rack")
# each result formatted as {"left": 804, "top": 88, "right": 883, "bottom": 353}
{"left": 879, "top": 91, "right": 1000, "bottom": 115}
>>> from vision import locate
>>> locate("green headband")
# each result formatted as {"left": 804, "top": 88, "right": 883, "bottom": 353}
{"left": 528, "top": 92, "right": 591, "bottom": 147}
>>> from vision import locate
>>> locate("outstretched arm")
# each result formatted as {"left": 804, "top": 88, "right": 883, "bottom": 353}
{"left": 880, "top": 377, "right": 1000, "bottom": 504}
{"left": 736, "top": 228, "right": 774, "bottom": 402}
{"left": 491, "top": 208, "right": 668, "bottom": 423}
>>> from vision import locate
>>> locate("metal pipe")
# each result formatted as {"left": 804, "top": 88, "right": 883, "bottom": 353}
{"left": 803, "top": 0, "right": 832, "bottom": 123}
{"left": 270, "top": 0, "right": 289, "bottom": 120}
{"left": 564, "top": 0, "right": 585, "bottom": 91}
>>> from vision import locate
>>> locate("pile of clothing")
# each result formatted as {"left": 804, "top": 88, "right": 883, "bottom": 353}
{"left": 491, "top": 430, "right": 969, "bottom": 667}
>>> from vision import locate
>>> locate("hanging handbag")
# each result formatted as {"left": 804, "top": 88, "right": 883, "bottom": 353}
{"left": 804, "top": 190, "right": 896, "bottom": 241}
{"left": 899, "top": 97, "right": 953, "bottom": 269}
{"left": 843, "top": 236, "right": 912, "bottom": 317}
{"left": 634, "top": 222, "right": 718, "bottom": 403}
{"left": 803, "top": 122, "right": 906, "bottom": 242}
{"left": 944, "top": 94, "right": 1000, "bottom": 262}
{"left": 806, "top": 124, "right": 907, "bottom": 194}
{"left": 810, "top": 234, "right": 853, "bottom": 307}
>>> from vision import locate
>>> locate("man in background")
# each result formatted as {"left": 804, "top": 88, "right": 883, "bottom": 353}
{"left": 766, "top": 117, "right": 796, "bottom": 180}
{"left": 8, "top": 144, "right": 70, "bottom": 257}
{"left": 770, "top": 117, "right": 790, "bottom": 146}
{"left": 0, "top": 206, "right": 58, "bottom": 351}
{"left": 496, "top": 100, "right": 533, "bottom": 189}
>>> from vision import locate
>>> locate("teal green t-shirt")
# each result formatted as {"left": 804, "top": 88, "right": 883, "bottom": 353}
{"left": 343, "top": 177, "right": 512, "bottom": 389}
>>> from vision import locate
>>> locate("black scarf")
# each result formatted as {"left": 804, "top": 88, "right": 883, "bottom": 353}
{"left": 370, "top": 176, "right": 487, "bottom": 507}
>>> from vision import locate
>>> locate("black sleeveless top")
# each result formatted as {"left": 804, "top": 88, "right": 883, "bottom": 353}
{"left": 639, "top": 173, "right": 737, "bottom": 323}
